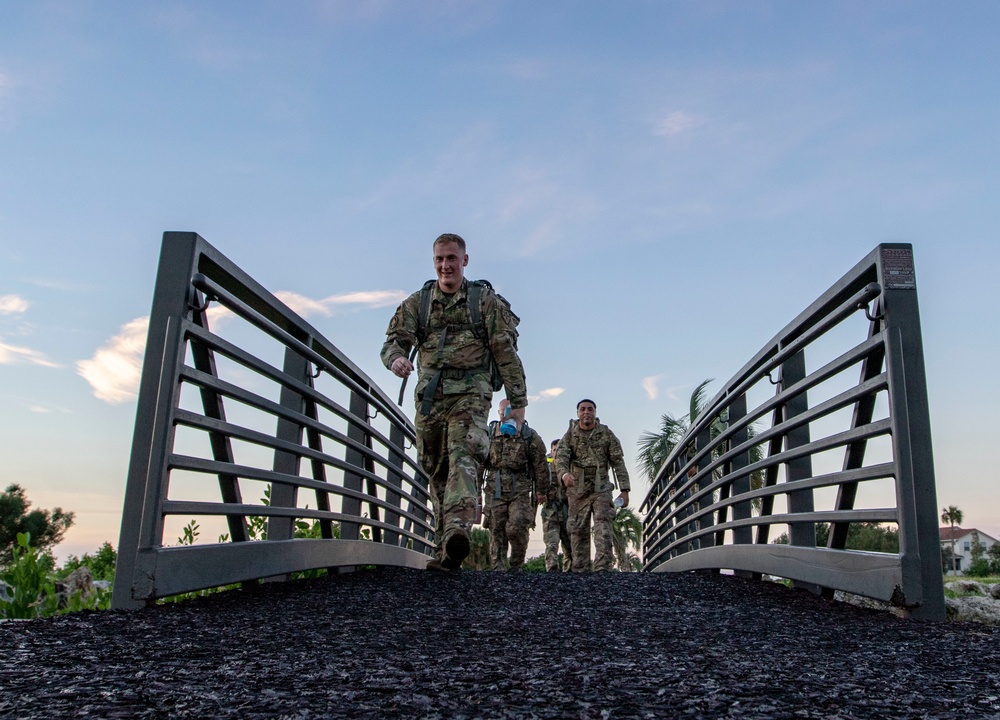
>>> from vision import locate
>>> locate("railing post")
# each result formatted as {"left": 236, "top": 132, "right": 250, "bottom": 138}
{"left": 781, "top": 350, "right": 820, "bottom": 594}
{"left": 727, "top": 394, "right": 754, "bottom": 578}
{"left": 113, "top": 232, "right": 202, "bottom": 610}
{"left": 269, "top": 348, "right": 311, "bottom": 542}
{"left": 878, "top": 245, "right": 945, "bottom": 620}
{"left": 340, "top": 390, "right": 369, "bottom": 542}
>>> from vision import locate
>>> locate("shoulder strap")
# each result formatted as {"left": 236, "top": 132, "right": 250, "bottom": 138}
{"left": 467, "top": 279, "right": 493, "bottom": 340}
{"left": 416, "top": 279, "right": 436, "bottom": 343}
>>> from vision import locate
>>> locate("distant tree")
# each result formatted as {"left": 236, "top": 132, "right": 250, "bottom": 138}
{"left": 0, "top": 484, "right": 75, "bottom": 565}
{"left": 612, "top": 507, "right": 643, "bottom": 572}
{"left": 940, "top": 506, "right": 963, "bottom": 572}
{"left": 772, "top": 522, "right": 899, "bottom": 553}
{"left": 970, "top": 530, "right": 984, "bottom": 563}
{"left": 988, "top": 543, "right": 1000, "bottom": 574}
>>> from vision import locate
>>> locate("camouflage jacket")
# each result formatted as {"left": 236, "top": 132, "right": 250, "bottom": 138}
{"left": 481, "top": 422, "right": 549, "bottom": 499}
{"left": 543, "top": 455, "right": 568, "bottom": 506}
{"left": 380, "top": 279, "right": 527, "bottom": 408}
{"left": 554, "top": 419, "right": 631, "bottom": 493}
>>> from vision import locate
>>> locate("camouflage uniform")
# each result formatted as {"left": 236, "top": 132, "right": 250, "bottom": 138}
{"left": 381, "top": 279, "right": 527, "bottom": 566}
{"left": 541, "top": 455, "right": 572, "bottom": 572}
{"left": 481, "top": 423, "right": 548, "bottom": 571}
{"left": 555, "top": 419, "right": 630, "bottom": 572}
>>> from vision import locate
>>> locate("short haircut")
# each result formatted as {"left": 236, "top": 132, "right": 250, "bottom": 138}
{"left": 434, "top": 233, "right": 466, "bottom": 253}
{"left": 577, "top": 398, "right": 596, "bottom": 410}
{"left": 550, "top": 440, "right": 558, "bottom": 449}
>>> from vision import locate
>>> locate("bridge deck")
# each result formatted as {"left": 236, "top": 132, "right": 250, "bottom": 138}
{"left": 2, "top": 570, "right": 997, "bottom": 718}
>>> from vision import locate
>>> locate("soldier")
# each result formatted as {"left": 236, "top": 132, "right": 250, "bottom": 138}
{"left": 480, "top": 399, "right": 548, "bottom": 571}
{"left": 381, "top": 233, "right": 528, "bottom": 571}
{"left": 555, "top": 399, "right": 630, "bottom": 572}
{"left": 540, "top": 439, "right": 572, "bottom": 572}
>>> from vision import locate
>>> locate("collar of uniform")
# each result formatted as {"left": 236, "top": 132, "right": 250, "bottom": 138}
{"left": 432, "top": 278, "right": 468, "bottom": 309}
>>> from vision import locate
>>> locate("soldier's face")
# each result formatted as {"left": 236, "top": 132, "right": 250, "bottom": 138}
{"left": 433, "top": 241, "right": 468, "bottom": 294}
{"left": 577, "top": 402, "right": 596, "bottom": 429}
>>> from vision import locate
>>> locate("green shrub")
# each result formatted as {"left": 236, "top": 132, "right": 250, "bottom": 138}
{"left": 0, "top": 532, "right": 59, "bottom": 619}
{"left": 967, "top": 557, "right": 993, "bottom": 577}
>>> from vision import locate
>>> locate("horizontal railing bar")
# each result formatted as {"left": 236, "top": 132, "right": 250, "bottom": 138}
{"left": 162, "top": 500, "right": 432, "bottom": 547}
{"left": 172, "top": 410, "right": 418, "bottom": 502}
{"left": 169, "top": 454, "right": 433, "bottom": 530}
{"left": 191, "top": 273, "right": 412, "bottom": 434}
{"left": 652, "top": 418, "right": 893, "bottom": 531}
{"left": 643, "top": 334, "right": 886, "bottom": 514}
{"left": 182, "top": 320, "right": 419, "bottom": 458}
{"left": 178, "top": 363, "right": 422, "bottom": 486}
{"left": 643, "top": 462, "right": 897, "bottom": 548}
{"left": 643, "top": 363, "right": 887, "bottom": 521}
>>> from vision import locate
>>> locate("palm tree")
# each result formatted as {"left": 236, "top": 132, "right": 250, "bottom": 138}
{"left": 637, "top": 380, "right": 764, "bottom": 504}
{"left": 612, "top": 506, "right": 643, "bottom": 571}
{"left": 940, "top": 505, "right": 963, "bottom": 573}
{"left": 637, "top": 380, "right": 715, "bottom": 481}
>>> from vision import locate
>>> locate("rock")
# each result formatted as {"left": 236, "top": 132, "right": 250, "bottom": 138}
{"left": 944, "top": 580, "right": 987, "bottom": 595}
{"left": 54, "top": 567, "right": 95, "bottom": 607}
{"left": 990, "top": 583, "right": 1000, "bottom": 600}
{"left": 0, "top": 579, "right": 10, "bottom": 604}
{"left": 945, "top": 596, "right": 1000, "bottom": 626}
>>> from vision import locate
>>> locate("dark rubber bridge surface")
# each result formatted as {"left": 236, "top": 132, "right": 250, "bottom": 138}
{"left": 2, "top": 569, "right": 999, "bottom": 719}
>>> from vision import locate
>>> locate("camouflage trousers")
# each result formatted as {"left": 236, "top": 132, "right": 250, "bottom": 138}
{"left": 415, "top": 393, "right": 491, "bottom": 563}
{"left": 486, "top": 477, "right": 536, "bottom": 571}
{"left": 541, "top": 503, "right": 572, "bottom": 572}
{"left": 567, "top": 488, "right": 616, "bottom": 572}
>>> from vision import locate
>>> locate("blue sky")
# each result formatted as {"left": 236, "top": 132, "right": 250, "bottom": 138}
{"left": 2, "top": 1, "right": 998, "bottom": 560}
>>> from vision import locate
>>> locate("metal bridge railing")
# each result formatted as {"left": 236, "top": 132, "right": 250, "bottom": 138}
{"left": 640, "top": 244, "right": 945, "bottom": 620}
{"left": 112, "top": 232, "right": 433, "bottom": 610}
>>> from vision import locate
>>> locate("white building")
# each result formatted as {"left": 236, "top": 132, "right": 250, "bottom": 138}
{"left": 939, "top": 526, "right": 998, "bottom": 573}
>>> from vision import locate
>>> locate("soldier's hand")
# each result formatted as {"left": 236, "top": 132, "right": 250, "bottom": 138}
{"left": 619, "top": 491, "right": 629, "bottom": 507}
{"left": 507, "top": 406, "right": 525, "bottom": 430}
{"left": 534, "top": 493, "right": 544, "bottom": 505}
{"left": 562, "top": 472, "right": 575, "bottom": 488}
{"left": 390, "top": 356, "right": 413, "bottom": 378}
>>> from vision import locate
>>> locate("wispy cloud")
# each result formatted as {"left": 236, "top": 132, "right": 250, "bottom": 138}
{"left": 76, "top": 317, "right": 148, "bottom": 404}
{"left": 643, "top": 375, "right": 689, "bottom": 402}
{"left": 0, "top": 338, "right": 61, "bottom": 368}
{"left": 528, "top": 387, "right": 565, "bottom": 403}
{"left": 653, "top": 111, "right": 704, "bottom": 137}
{"left": 642, "top": 374, "right": 663, "bottom": 400}
{"left": 0, "top": 294, "right": 29, "bottom": 314}
{"left": 274, "top": 289, "right": 406, "bottom": 318}
{"left": 77, "top": 288, "right": 404, "bottom": 404}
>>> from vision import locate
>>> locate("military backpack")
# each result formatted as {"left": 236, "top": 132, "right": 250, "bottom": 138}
{"left": 415, "top": 278, "right": 519, "bottom": 393}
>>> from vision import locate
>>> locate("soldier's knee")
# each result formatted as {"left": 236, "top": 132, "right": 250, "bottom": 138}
{"left": 464, "top": 422, "right": 490, "bottom": 464}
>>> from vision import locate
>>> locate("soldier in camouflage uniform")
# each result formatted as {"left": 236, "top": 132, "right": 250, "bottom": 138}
{"left": 481, "top": 399, "right": 548, "bottom": 571}
{"left": 381, "top": 233, "right": 528, "bottom": 571}
{"left": 555, "top": 399, "right": 630, "bottom": 572}
{"left": 540, "top": 439, "right": 572, "bottom": 572}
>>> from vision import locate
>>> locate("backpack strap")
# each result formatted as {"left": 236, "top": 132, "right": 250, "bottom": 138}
{"left": 415, "top": 278, "right": 494, "bottom": 415}
{"left": 416, "top": 279, "right": 437, "bottom": 343}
